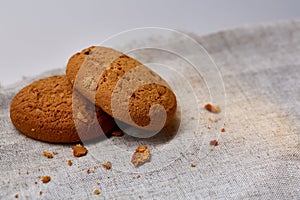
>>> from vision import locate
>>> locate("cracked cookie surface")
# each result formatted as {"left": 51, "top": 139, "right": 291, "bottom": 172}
{"left": 66, "top": 46, "right": 177, "bottom": 131}
{"left": 10, "top": 75, "right": 116, "bottom": 143}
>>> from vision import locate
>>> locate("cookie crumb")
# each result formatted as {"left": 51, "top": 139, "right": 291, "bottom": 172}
{"left": 87, "top": 169, "right": 91, "bottom": 174}
{"left": 93, "top": 165, "right": 97, "bottom": 170}
{"left": 111, "top": 130, "right": 123, "bottom": 137}
{"left": 94, "top": 189, "right": 100, "bottom": 195}
{"left": 34, "top": 181, "right": 37, "bottom": 184}
{"left": 136, "top": 174, "right": 141, "bottom": 179}
{"left": 41, "top": 176, "right": 51, "bottom": 183}
{"left": 208, "top": 117, "right": 220, "bottom": 123}
{"left": 221, "top": 128, "right": 226, "bottom": 132}
{"left": 204, "top": 103, "right": 221, "bottom": 113}
{"left": 26, "top": 170, "right": 29, "bottom": 175}
{"left": 102, "top": 161, "right": 112, "bottom": 170}
{"left": 72, "top": 144, "right": 88, "bottom": 157}
{"left": 191, "top": 163, "right": 196, "bottom": 168}
{"left": 15, "top": 194, "right": 18, "bottom": 198}
{"left": 210, "top": 140, "right": 219, "bottom": 146}
{"left": 96, "top": 182, "right": 100, "bottom": 185}
{"left": 131, "top": 145, "right": 151, "bottom": 167}
{"left": 53, "top": 151, "right": 58, "bottom": 155}
{"left": 43, "top": 151, "right": 53, "bottom": 159}
{"left": 39, "top": 191, "right": 43, "bottom": 195}
{"left": 68, "top": 160, "right": 73, "bottom": 166}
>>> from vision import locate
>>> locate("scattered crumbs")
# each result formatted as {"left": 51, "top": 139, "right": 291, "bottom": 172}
{"left": 41, "top": 176, "right": 51, "bottom": 183}
{"left": 102, "top": 161, "right": 112, "bottom": 170}
{"left": 94, "top": 189, "right": 100, "bottom": 195}
{"left": 210, "top": 140, "right": 219, "bottom": 146}
{"left": 53, "top": 151, "right": 58, "bottom": 155}
{"left": 93, "top": 165, "right": 97, "bottom": 170}
{"left": 221, "top": 128, "right": 226, "bottom": 132}
{"left": 37, "top": 176, "right": 41, "bottom": 179}
{"left": 191, "top": 163, "right": 196, "bottom": 168}
{"left": 68, "top": 160, "right": 73, "bottom": 166}
{"left": 26, "top": 170, "right": 29, "bottom": 175}
{"left": 34, "top": 181, "right": 37, "bottom": 185}
{"left": 87, "top": 169, "right": 91, "bottom": 174}
{"left": 39, "top": 191, "right": 43, "bottom": 196}
{"left": 207, "top": 126, "right": 211, "bottom": 129}
{"left": 111, "top": 130, "right": 123, "bottom": 137}
{"left": 38, "top": 168, "right": 41, "bottom": 172}
{"left": 131, "top": 145, "right": 151, "bottom": 167}
{"left": 204, "top": 103, "right": 221, "bottom": 114}
{"left": 96, "top": 182, "right": 100, "bottom": 185}
{"left": 208, "top": 117, "right": 221, "bottom": 123}
{"left": 15, "top": 194, "right": 18, "bottom": 198}
{"left": 72, "top": 144, "right": 88, "bottom": 157}
{"left": 23, "top": 135, "right": 28, "bottom": 140}
{"left": 43, "top": 151, "right": 53, "bottom": 159}
{"left": 136, "top": 174, "right": 141, "bottom": 179}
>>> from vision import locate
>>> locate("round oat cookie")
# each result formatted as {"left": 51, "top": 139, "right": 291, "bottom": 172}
{"left": 66, "top": 46, "right": 177, "bottom": 131}
{"left": 10, "top": 75, "right": 116, "bottom": 143}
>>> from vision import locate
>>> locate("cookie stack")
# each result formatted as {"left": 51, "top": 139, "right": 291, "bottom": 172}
{"left": 10, "top": 46, "right": 177, "bottom": 143}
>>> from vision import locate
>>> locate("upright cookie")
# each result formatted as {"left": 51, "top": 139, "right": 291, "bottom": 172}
{"left": 66, "top": 46, "right": 177, "bottom": 131}
{"left": 10, "top": 75, "right": 116, "bottom": 143}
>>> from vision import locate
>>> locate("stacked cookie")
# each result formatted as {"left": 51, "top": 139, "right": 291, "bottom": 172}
{"left": 10, "top": 46, "right": 177, "bottom": 143}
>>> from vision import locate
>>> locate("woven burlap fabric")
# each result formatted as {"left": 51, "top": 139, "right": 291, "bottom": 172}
{"left": 0, "top": 20, "right": 299, "bottom": 199}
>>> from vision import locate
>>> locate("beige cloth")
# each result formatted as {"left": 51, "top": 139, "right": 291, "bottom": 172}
{"left": 0, "top": 20, "right": 299, "bottom": 199}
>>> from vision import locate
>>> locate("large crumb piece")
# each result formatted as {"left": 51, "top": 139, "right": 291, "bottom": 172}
{"left": 94, "top": 189, "right": 100, "bottom": 195}
{"left": 204, "top": 103, "right": 221, "bottom": 113}
{"left": 43, "top": 151, "right": 53, "bottom": 159}
{"left": 72, "top": 144, "right": 88, "bottom": 157}
{"left": 68, "top": 160, "right": 73, "bottom": 166}
{"left": 41, "top": 176, "right": 51, "bottom": 183}
{"left": 102, "top": 161, "right": 112, "bottom": 170}
{"left": 131, "top": 145, "right": 151, "bottom": 167}
{"left": 210, "top": 140, "right": 219, "bottom": 146}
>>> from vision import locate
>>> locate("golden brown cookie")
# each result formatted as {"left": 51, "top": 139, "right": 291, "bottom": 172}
{"left": 66, "top": 46, "right": 177, "bottom": 131}
{"left": 10, "top": 75, "right": 116, "bottom": 143}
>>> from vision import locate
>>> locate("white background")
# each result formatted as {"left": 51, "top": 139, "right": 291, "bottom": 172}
{"left": 0, "top": 0, "right": 299, "bottom": 86}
